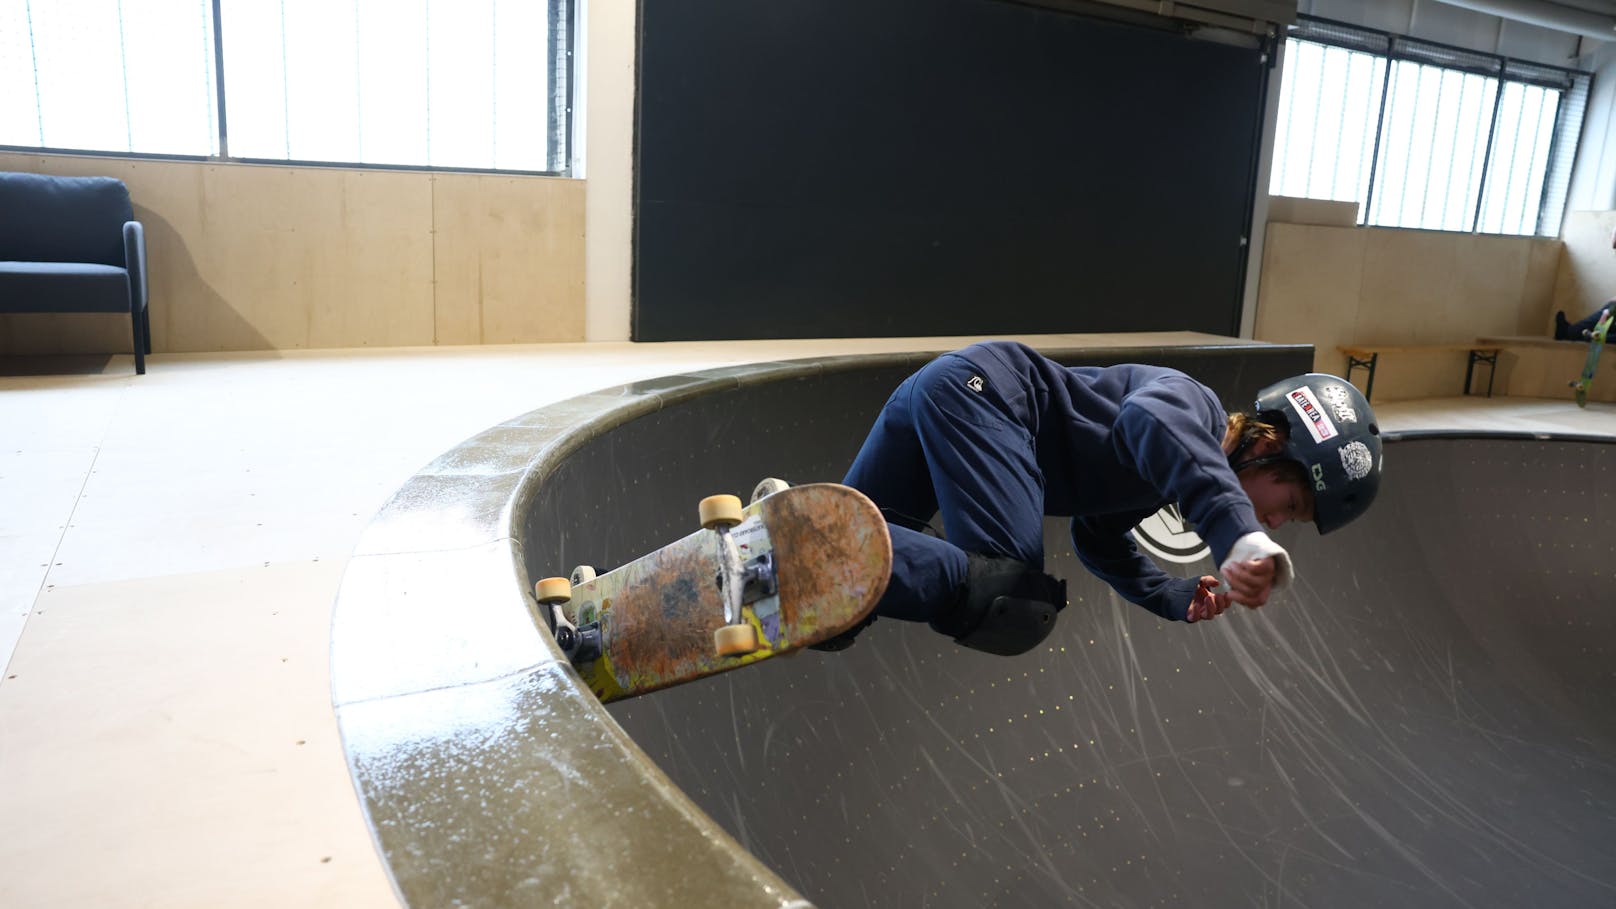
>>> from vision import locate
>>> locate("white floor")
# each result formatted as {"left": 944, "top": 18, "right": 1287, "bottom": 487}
{"left": 1, "top": 339, "right": 1613, "bottom": 908}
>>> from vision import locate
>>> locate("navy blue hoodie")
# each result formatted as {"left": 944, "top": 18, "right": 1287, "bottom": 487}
{"left": 957, "top": 342, "right": 1264, "bottom": 621}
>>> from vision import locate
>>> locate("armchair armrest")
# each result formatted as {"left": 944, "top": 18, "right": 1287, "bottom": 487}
{"left": 123, "top": 220, "right": 146, "bottom": 309}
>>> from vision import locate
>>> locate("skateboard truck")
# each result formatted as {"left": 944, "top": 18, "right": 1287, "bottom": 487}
{"left": 738, "top": 552, "right": 777, "bottom": 603}
{"left": 701, "top": 494, "right": 766, "bottom": 657}
{"left": 535, "top": 577, "right": 603, "bottom": 664}
{"left": 712, "top": 552, "right": 777, "bottom": 618}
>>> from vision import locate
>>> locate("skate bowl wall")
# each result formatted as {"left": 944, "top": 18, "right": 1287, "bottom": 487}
{"left": 331, "top": 343, "right": 1616, "bottom": 908}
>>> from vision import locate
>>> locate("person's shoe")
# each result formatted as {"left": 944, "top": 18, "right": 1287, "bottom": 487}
{"left": 808, "top": 614, "right": 875, "bottom": 652}
{"left": 1555, "top": 310, "right": 1571, "bottom": 341}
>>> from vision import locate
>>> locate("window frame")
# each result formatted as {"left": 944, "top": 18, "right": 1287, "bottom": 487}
{"left": 1276, "top": 14, "right": 1591, "bottom": 238}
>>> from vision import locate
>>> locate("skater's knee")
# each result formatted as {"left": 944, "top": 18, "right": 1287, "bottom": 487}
{"left": 930, "top": 554, "right": 1066, "bottom": 656}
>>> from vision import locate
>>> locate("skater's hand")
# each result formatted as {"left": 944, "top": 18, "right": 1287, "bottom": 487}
{"left": 1222, "top": 557, "right": 1277, "bottom": 608}
{"left": 1186, "top": 576, "right": 1231, "bottom": 623}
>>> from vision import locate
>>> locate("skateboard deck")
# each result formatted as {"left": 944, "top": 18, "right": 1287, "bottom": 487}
{"left": 537, "top": 483, "right": 891, "bottom": 703}
{"left": 1572, "top": 310, "right": 1614, "bottom": 408}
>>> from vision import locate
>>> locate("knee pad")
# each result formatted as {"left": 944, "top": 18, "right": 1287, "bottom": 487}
{"left": 930, "top": 554, "right": 1066, "bottom": 656}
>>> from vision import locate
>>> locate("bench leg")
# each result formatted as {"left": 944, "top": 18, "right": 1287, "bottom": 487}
{"left": 1465, "top": 350, "right": 1499, "bottom": 398}
{"left": 1345, "top": 353, "right": 1378, "bottom": 402}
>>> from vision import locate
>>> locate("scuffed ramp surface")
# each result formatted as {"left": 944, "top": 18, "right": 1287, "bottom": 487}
{"left": 605, "top": 437, "right": 1616, "bottom": 907}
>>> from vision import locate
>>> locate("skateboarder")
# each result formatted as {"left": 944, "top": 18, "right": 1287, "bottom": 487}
{"left": 1555, "top": 303, "right": 1614, "bottom": 341}
{"left": 831, "top": 341, "right": 1383, "bottom": 656}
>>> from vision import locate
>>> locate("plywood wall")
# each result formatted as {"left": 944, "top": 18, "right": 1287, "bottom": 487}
{"left": 0, "top": 153, "right": 585, "bottom": 355}
{"left": 1555, "top": 211, "right": 1616, "bottom": 323}
{"left": 1253, "top": 221, "right": 1562, "bottom": 400}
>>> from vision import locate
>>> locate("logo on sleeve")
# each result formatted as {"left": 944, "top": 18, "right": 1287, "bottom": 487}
{"left": 1287, "top": 387, "right": 1338, "bottom": 444}
{"left": 1131, "top": 504, "right": 1210, "bottom": 565}
{"left": 965, "top": 375, "right": 984, "bottom": 393}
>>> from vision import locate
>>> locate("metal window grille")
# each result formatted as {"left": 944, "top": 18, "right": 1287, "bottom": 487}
{"left": 1272, "top": 15, "right": 1590, "bottom": 237}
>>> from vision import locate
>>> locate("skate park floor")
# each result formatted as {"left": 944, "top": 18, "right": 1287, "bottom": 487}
{"left": 1, "top": 336, "right": 1613, "bottom": 907}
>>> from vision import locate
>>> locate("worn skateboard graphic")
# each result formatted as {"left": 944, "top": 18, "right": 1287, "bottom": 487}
{"left": 1572, "top": 309, "right": 1614, "bottom": 408}
{"left": 535, "top": 482, "right": 891, "bottom": 703}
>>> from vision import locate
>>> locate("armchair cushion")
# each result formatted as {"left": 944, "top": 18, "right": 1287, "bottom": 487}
{"left": 0, "top": 172, "right": 133, "bottom": 266}
{"left": 0, "top": 262, "right": 132, "bottom": 313}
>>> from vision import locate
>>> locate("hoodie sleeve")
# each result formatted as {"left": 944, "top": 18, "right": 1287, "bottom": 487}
{"left": 1069, "top": 513, "right": 1201, "bottom": 622}
{"left": 1108, "top": 376, "right": 1265, "bottom": 569}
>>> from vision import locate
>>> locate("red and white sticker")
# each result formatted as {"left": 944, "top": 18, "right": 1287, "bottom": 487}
{"left": 1287, "top": 387, "right": 1338, "bottom": 444}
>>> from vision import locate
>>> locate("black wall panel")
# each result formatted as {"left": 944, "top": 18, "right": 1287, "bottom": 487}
{"left": 635, "top": 0, "right": 1269, "bottom": 341}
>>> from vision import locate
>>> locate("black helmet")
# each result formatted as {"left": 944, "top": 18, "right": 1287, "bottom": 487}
{"left": 1250, "top": 374, "right": 1382, "bottom": 534}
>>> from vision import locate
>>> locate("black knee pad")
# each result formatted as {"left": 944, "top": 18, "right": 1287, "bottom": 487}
{"left": 930, "top": 555, "right": 1066, "bottom": 656}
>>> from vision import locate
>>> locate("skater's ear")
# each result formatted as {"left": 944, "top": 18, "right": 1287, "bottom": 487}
{"left": 1245, "top": 435, "right": 1286, "bottom": 459}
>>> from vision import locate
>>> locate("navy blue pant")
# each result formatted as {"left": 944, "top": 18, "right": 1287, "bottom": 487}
{"left": 1558, "top": 305, "right": 1614, "bottom": 340}
{"left": 842, "top": 353, "right": 1046, "bottom": 623}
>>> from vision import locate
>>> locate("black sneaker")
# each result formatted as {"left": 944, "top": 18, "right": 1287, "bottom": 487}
{"left": 808, "top": 614, "right": 876, "bottom": 652}
{"left": 1555, "top": 310, "right": 1571, "bottom": 341}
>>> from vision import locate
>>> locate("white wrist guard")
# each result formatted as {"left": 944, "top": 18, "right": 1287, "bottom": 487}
{"left": 1219, "top": 532, "right": 1294, "bottom": 588}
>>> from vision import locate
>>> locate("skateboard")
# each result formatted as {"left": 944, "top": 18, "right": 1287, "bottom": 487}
{"left": 535, "top": 482, "right": 892, "bottom": 703}
{"left": 1571, "top": 309, "right": 1614, "bottom": 407}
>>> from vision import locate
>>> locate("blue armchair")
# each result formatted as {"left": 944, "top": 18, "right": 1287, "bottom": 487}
{"left": 0, "top": 172, "right": 151, "bottom": 374}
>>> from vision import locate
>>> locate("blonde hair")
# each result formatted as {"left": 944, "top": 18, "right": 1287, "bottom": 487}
{"left": 1224, "top": 412, "right": 1282, "bottom": 451}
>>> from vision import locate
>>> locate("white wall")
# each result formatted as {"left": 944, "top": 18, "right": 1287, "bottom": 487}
{"left": 582, "top": 0, "right": 636, "bottom": 342}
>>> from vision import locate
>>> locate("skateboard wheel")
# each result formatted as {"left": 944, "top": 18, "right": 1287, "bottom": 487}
{"left": 570, "top": 565, "right": 597, "bottom": 586}
{"left": 699, "top": 494, "right": 744, "bottom": 529}
{"left": 750, "top": 477, "right": 790, "bottom": 504}
{"left": 714, "top": 623, "right": 760, "bottom": 657}
{"left": 535, "top": 577, "right": 572, "bottom": 604}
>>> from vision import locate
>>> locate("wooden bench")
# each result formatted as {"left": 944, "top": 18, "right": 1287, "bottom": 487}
{"left": 1474, "top": 335, "right": 1579, "bottom": 351}
{"left": 1337, "top": 344, "right": 1501, "bottom": 402}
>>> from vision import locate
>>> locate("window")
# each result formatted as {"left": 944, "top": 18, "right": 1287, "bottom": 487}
{"left": 1270, "top": 16, "right": 1589, "bottom": 237}
{"left": 0, "top": 0, "right": 219, "bottom": 156}
{"left": 0, "top": 0, "right": 575, "bottom": 174}
{"left": 1270, "top": 40, "right": 1387, "bottom": 210}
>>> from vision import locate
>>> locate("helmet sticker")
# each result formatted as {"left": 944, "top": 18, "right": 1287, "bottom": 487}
{"left": 1319, "top": 384, "right": 1358, "bottom": 423}
{"left": 1339, "top": 441, "right": 1373, "bottom": 481}
{"left": 1286, "top": 387, "right": 1339, "bottom": 444}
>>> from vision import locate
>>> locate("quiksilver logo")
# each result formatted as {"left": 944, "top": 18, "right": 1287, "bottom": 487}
{"left": 966, "top": 376, "right": 984, "bottom": 393}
